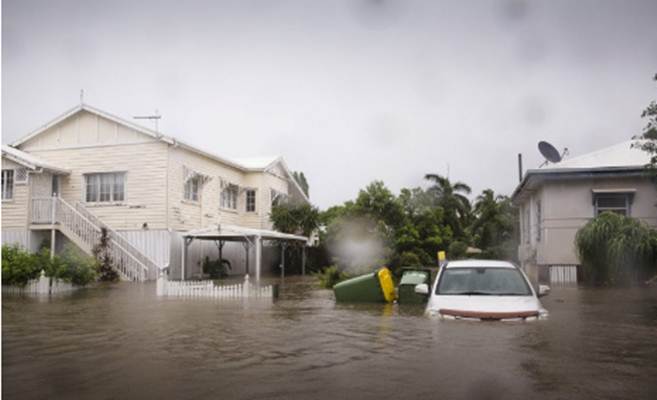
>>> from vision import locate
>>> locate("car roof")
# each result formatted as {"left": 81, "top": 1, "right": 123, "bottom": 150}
{"left": 445, "top": 259, "right": 517, "bottom": 269}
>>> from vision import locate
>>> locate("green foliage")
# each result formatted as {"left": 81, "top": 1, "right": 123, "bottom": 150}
{"left": 202, "top": 256, "right": 231, "bottom": 279}
{"left": 448, "top": 240, "right": 468, "bottom": 260}
{"left": 48, "top": 245, "right": 98, "bottom": 285}
{"left": 576, "top": 212, "right": 657, "bottom": 285}
{"left": 2, "top": 245, "right": 42, "bottom": 287}
{"left": 270, "top": 202, "right": 320, "bottom": 237}
{"left": 292, "top": 171, "right": 309, "bottom": 197}
{"left": 424, "top": 173, "right": 472, "bottom": 239}
{"left": 470, "top": 189, "right": 518, "bottom": 261}
{"left": 92, "top": 228, "right": 119, "bottom": 282}
{"left": 2, "top": 244, "right": 97, "bottom": 287}
{"left": 398, "top": 251, "right": 423, "bottom": 266}
{"left": 316, "top": 265, "right": 349, "bottom": 289}
{"left": 632, "top": 73, "right": 657, "bottom": 169}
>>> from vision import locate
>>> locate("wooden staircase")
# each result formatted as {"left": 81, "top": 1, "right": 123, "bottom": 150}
{"left": 30, "top": 197, "right": 157, "bottom": 282}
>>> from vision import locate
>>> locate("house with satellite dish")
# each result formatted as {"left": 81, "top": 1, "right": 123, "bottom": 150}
{"left": 1, "top": 103, "right": 310, "bottom": 282}
{"left": 512, "top": 140, "right": 657, "bottom": 285}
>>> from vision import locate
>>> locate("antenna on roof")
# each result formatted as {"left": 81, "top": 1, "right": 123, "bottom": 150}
{"left": 133, "top": 109, "right": 161, "bottom": 133}
{"left": 538, "top": 140, "right": 567, "bottom": 167}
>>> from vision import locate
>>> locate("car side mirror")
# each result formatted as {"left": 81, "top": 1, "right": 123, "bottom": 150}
{"left": 414, "top": 283, "right": 429, "bottom": 295}
{"left": 538, "top": 285, "right": 551, "bottom": 298}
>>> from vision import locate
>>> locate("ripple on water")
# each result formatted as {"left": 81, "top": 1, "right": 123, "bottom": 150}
{"left": 3, "top": 279, "right": 657, "bottom": 400}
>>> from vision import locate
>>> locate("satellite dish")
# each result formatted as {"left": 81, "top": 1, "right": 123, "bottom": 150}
{"left": 538, "top": 141, "right": 562, "bottom": 164}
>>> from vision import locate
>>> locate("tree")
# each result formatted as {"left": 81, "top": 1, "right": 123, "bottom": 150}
{"left": 424, "top": 173, "right": 472, "bottom": 239}
{"left": 470, "top": 189, "right": 517, "bottom": 259}
{"left": 270, "top": 202, "right": 320, "bottom": 237}
{"left": 292, "top": 171, "right": 309, "bottom": 197}
{"left": 632, "top": 73, "right": 657, "bottom": 169}
{"left": 351, "top": 181, "right": 406, "bottom": 231}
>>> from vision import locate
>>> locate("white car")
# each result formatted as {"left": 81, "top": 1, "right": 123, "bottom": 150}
{"left": 415, "top": 260, "right": 549, "bottom": 321}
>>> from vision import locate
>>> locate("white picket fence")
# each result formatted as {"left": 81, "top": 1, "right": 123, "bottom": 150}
{"left": 2, "top": 271, "right": 77, "bottom": 295}
{"left": 156, "top": 274, "right": 274, "bottom": 299}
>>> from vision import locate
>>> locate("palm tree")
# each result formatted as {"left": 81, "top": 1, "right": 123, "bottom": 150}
{"left": 471, "top": 189, "right": 514, "bottom": 251}
{"left": 424, "top": 174, "right": 472, "bottom": 239}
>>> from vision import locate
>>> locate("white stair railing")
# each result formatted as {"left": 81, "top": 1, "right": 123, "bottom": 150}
{"left": 30, "top": 197, "right": 152, "bottom": 282}
{"left": 73, "top": 201, "right": 159, "bottom": 280}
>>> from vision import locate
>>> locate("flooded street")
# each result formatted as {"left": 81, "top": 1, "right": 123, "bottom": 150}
{"left": 3, "top": 277, "right": 657, "bottom": 400}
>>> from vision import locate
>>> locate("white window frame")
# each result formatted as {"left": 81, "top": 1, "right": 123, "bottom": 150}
{"left": 2, "top": 169, "right": 14, "bottom": 200}
{"left": 184, "top": 176, "right": 200, "bottom": 202}
{"left": 84, "top": 172, "right": 126, "bottom": 203}
{"left": 245, "top": 189, "right": 257, "bottom": 213}
{"left": 593, "top": 192, "right": 633, "bottom": 217}
{"left": 220, "top": 185, "right": 238, "bottom": 210}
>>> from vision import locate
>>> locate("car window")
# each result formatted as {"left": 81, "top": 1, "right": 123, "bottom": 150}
{"left": 436, "top": 267, "right": 532, "bottom": 296}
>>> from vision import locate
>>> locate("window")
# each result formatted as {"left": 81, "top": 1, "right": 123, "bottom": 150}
{"left": 184, "top": 177, "right": 200, "bottom": 202}
{"left": 594, "top": 192, "right": 633, "bottom": 216}
{"left": 535, "top": 200, "right": 542, "bottom": 242}
{"left": 85, "top": 173, "right": 125, "bottom": 202}
{"left": 2, "top": 169, "right": 14, "bottom": 200}
{"left": 221, "top": 185, "right": 238, "bottom": 209}
{"left": 436, "top": 267, "right": 532, "bottom": 296}
{"left": 246, "top": 189, "right": 256, "bottom": 212}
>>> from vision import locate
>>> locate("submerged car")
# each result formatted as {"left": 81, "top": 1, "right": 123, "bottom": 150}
{"left": 415, "top": 260, "right": 549, "bottom": 321}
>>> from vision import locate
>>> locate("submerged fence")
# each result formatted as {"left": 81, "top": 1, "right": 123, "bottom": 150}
{"left": 549, "top": 265, "right": 578, "bottom": 286}
{"left": 156, "top": 274, "right": 275, "bottom": 299}
{"left": 2, "top": 271, "right": 77, "bottom": 295}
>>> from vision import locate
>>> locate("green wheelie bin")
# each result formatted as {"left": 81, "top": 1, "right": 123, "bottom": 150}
{"left": 333, "top": 267, "right": 396, "bottom": 303}
{"left": 397, "top": 268, "right": 432, "bottom": 304}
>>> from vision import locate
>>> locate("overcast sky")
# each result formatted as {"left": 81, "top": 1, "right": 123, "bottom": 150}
{"left": 3, "top": 0, "right": 657, "bottom": 208}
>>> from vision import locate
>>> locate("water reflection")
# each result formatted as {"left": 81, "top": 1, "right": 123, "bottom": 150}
{"left": 3, "top": 278, "right": 657, "bottom": 400}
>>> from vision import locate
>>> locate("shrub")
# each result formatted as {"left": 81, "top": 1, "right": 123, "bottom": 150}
{"left": 55, "top": 244, "right": 98, "bottom": 286}
{"left": 398, "top": 251, "right": 423, "bottom": 266}
{"left": 576, "top": 212, "right": 657, "bottom": 285}
{"left": 316, "top": 265, "right": 350, "bottom": 289}
{"left": 202, "top": 256, "right": 231, "bottom": 279}
{"left": 448, "top": 240, "right": 468, "bottom": 260}
{"left": 2, "top": 245, "right": 42, "bottom": 287}
{"left": 92, "top": 228, "right": 119, "bottom": 282}
{"left": 2, "top": 244, "right": 98, "bottom": 287}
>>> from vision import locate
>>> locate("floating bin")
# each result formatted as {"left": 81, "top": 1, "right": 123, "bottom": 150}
{"left": 398, "top": 268, "right": 431, "bottom": 305}
{"left": 334, "top": 267, "right": 396, "bottom": 303}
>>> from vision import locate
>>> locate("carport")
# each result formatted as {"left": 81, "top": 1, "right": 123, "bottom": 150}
{"left": 180, "top": 224, "right": 309, "bottom": 282}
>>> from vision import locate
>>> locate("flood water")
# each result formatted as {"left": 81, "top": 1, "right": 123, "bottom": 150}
{"left": 3, "top": 277, "right": 657, "bottom": 400}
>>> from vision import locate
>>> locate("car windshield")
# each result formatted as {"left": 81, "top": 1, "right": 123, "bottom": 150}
{"left": 436, "top": 267, "right": 532, "bottom": 296}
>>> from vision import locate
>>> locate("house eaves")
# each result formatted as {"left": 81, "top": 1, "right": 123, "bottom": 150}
{"left": 1, "top": 144, "right": 70, "bottom": 175}
{"left": 511, "top": 166, "right": 649, "bottom": 205}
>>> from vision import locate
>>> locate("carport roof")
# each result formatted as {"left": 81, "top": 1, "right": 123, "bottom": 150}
{"left": 183, "top": 224, "right": 308, "bottom": 242}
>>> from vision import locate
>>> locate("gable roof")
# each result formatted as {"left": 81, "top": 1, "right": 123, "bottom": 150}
{"left": 512, "top": 140, "right": 652, "bottom": 204}
{"left": 9, "top": 103, "right": 310, "bottom": 202}
{"left": 2, "top": 144, "right": 70, "bottom": 174}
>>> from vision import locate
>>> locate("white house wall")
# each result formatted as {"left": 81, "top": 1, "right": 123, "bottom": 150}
{"left": 14, "top": 110, "right": 170, "bottom": 230}
{"left": 1, "top": 158, "right": 29, "bottom": 229}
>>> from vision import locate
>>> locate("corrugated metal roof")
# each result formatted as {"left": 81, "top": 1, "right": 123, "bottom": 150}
{"left": 540, "top": 140, "right": 649, "bottom": 170}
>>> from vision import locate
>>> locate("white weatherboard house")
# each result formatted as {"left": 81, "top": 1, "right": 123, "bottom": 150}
{"left": 512, "top": 140, "right": 657, "bottom": 285}
{"left": 1, "top": 103, "right": 309, "bottom": 282}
